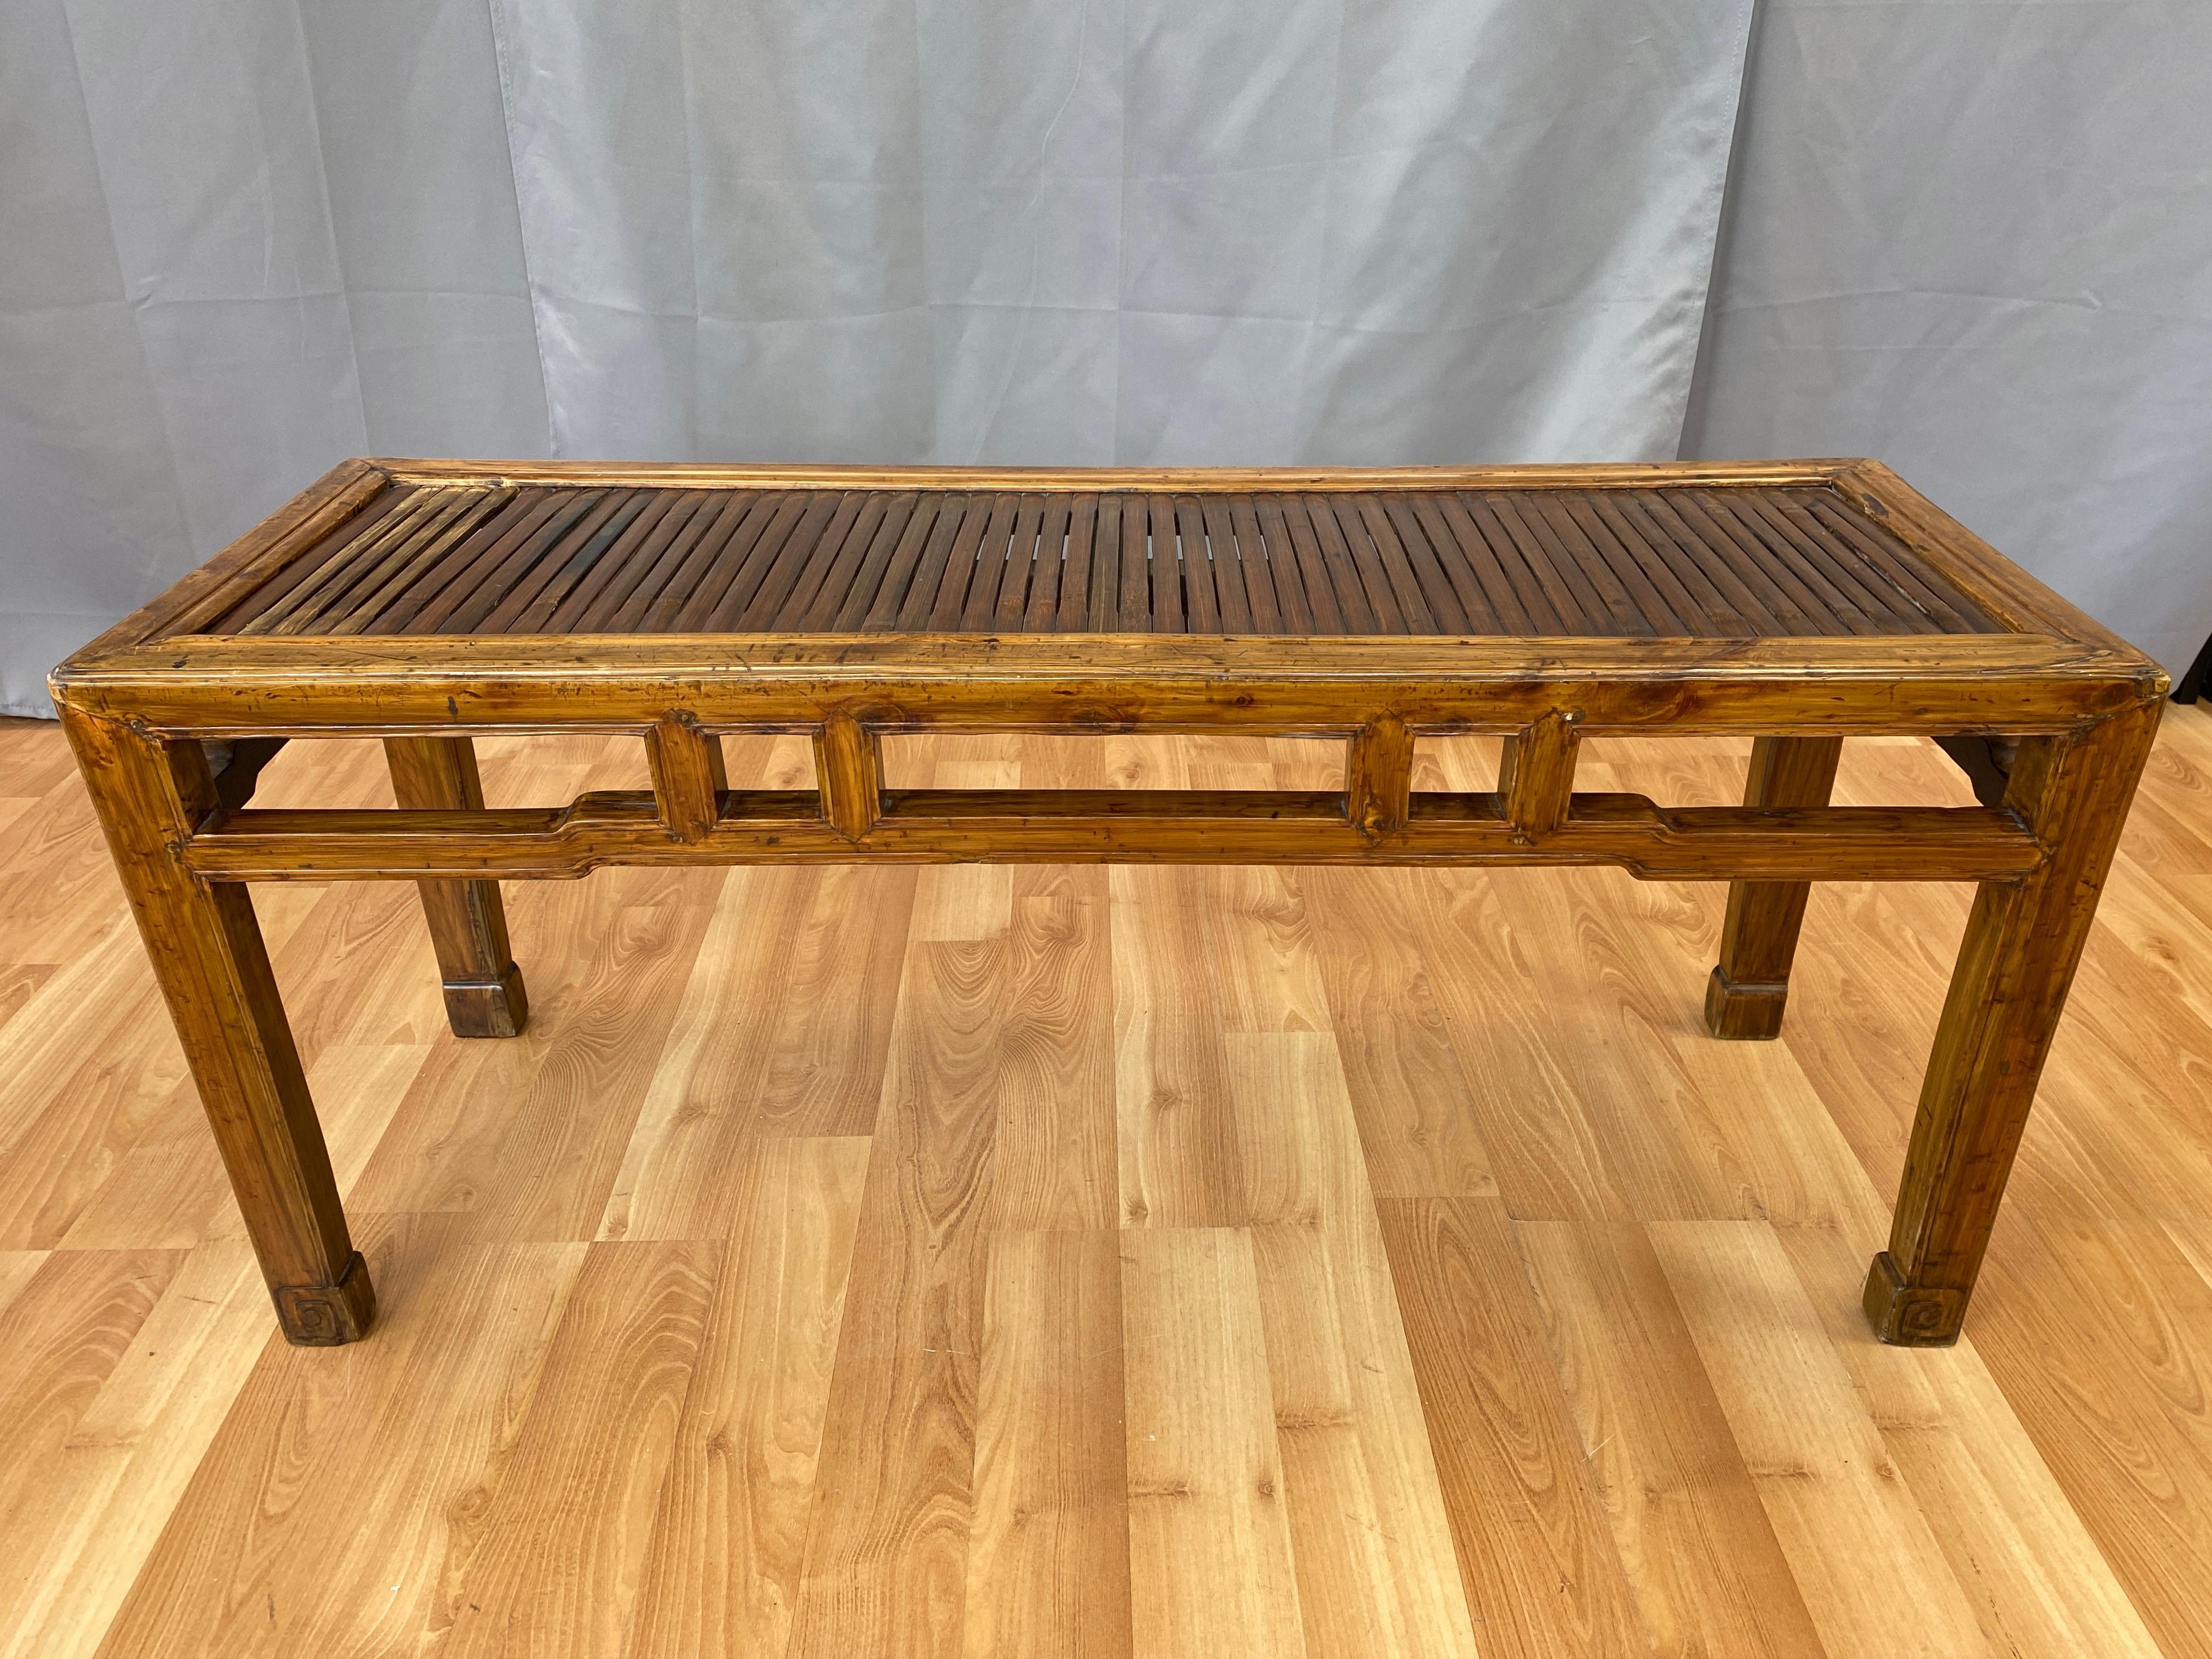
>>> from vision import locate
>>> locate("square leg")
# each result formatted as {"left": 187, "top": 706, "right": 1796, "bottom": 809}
{"left": 385, "top": 736, "right": 529, "bottom": 1037}
{"left": 63, "top": 709, "right": 373, "bottom": 1344}
{"left": 1866, "top": 703, "right": 2160, "bottom": 1344}
{"left": 1705, "top": 736, "right": 1843, "bottom": 1039}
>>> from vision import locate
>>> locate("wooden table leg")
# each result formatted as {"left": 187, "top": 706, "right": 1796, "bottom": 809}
{"left": 1865, "top": 701, "right": 2161, "bottom": 1344}
{"left": 1705, "top": 735, "right": 1844, "bottom": 1039}
{"left": 63, "top": 709, "right": 373, "bottom": 1344}
{"left": 1344, "top": 716, "right": 1413, "bottom": 839}
{"left": 384, "top": 736, "right": 528, "bottom": 1037}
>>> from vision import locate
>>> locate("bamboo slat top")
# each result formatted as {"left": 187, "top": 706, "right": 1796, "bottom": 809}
{"left": 193, "top": 468, "right": 2003, "bottom": 643}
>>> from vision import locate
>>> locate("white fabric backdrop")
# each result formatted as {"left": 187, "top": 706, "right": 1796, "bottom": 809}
{"left": 1683, "top": 0, "right": 2212, "bottom": 687}
{"left": 3, "top": 0, "right": 2204, "bottom": 718}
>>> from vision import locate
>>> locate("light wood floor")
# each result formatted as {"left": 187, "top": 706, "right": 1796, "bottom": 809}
{"left": 2, "top": 708, "right": 2210, "bottom": 1658}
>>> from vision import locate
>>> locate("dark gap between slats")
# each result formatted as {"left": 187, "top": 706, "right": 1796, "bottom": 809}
{"left": 207, "top": 479, "right": 2005, "bottom": 642}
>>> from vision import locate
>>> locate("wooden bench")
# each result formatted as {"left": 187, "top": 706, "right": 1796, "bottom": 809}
{"left": 51, "top": 458, "right": 2165, "bottom": 1348}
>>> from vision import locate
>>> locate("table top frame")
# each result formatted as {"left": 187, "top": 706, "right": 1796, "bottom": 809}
{"left": 51, "top": 457, "right": 2164, "bottom": 893}
{"left": 53, "top": 457, "right": 2162, "bottom": 740}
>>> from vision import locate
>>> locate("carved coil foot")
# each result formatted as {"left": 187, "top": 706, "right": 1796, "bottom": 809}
{"left": 1862, "top": 1251, "right": 1967, "bottom": 1346}
{"left": 271, "top": 1251, "right": 377, "bottom": 1346}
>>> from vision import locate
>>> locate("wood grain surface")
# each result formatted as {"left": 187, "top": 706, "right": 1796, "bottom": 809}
{"left": 3, "top": 710, "right": 2210, "bottom": 1655}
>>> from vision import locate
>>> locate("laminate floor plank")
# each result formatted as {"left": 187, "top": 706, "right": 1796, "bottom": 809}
{"left": 351, "top": 868, "right": 723, "bottom": 1243}
{"left": 1967, "top": 1213, "right": 2212, "bottom": 1659}
{"left": 1780, "top": 881, "right": 1962, "bottom": 1197}
{"left": 38, "top": 876, "right": 438, "bottom": 1253}
{"left": 1231, "top": 1032, "right": 1479, "bottom": 1659}
{"left": 1200, "top": 865, "right": 1333, "bottom": 1037}
{"left": 2118, "top": 710, "right": 2212, "bottom": 875}
{"left": 601, "top": 866, "right": 826, "bottom": 1242}
{"left": 1418, "top": 870, "right": 1700, "bottom": 1221}
{"left": 0, "top": 1247, "right": 184, "bottom": 1647}
{"left": 1112, "top": 865, "right": 1247, "bottom": 1228}
{"left": 0, "top": 718, "right": 82, "bottom": 797}
{"left": 626, "top": 1139, "right": 870, "bottom": 1659}
{"left": 432, "top": 1239, "right": 717, "bottom": 1659}
{"left": 1649, "top": 1220, "right": 1995, "bottom": 1658}
{"left": 910, "top": 749, "right": 1017, "bottom": 944}
{"left": 0, "top": 963, "right": 56, "bottom": 1040}
{"left": 787, "top": 939, "right": 1006, "bottom": 1659}
{"left": 747, "top": 866, "right": 920, "bottom": 1140}
{"left": 87, "top": 1217, "right": 587, "bottom": 1659}
{"left": 1121, "top": 1227, "right": 1306, "bottom": 1659}
{"left": 1776, "top": 1223, "right": 2165, "bottom": 1659}
{"left": 2089, "top": 870, "right": 2212, "bottom": 1050}
{"left": 251, "top": 881, "right": 443, "bottom": 1058}
{"left": 1515, "top": 1217, "right": 1829, "bottom": 1656}
{"left": 0, "top": 768, "right": 132, "bottom": 966}
{"left": 990, "top": 873, "right": 1118, "bottom": 1232}
{"left": 0, "top": 936, "right": 192, "bottom": 1249}
{"left": 1, "top": 1243, "right": 268, "bottom": 1659}
{"left": 1302, "top": 868, "right": 1497, "bottom": 1201}
{"left": 0, "top": 1250, "right": 46, "bottom": 1321}
{"left": 1376, "top": 1197, "right": 1648, "bottom": 1659}
{"left": 965, "top": 1228, "right": 1132, "bottom": 1659}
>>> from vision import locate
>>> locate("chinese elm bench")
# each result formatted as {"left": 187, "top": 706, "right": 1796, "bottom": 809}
{"left": 51, "top": 458, "right": 2166, "bottom": 1348}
